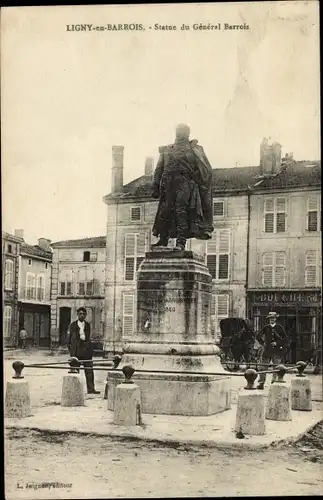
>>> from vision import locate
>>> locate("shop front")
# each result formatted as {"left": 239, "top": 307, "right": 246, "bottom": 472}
{"left": 247, "top": 290, "right": 322, "bottom": 364}
{"left": 18, "top": 303, "right": 51, "bottom": 348}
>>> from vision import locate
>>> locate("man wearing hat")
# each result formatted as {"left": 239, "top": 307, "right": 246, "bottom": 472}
{"left": 68, "top": 307, "right": 100, "bottom": 394}
{"left": 256, "top": 312, "right": 290, "bottom": 389}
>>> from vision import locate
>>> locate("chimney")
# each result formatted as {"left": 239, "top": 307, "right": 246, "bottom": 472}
{"left": 38, "top": 238, "right": 52, "bottom": 251}
{"left": 111, "top": 145, "right": 124, "bottom": 194}
{"left": 144, "top": 157, "right": 154, "bottom": 176}
{"left": 14, "top": 229, "right": 24, "bottom": 240}
{"left": 272, "top": 141, "right": 282, "bottom": 173}
{"left": 259, "top": 137, "right": 282, "bottom": 175}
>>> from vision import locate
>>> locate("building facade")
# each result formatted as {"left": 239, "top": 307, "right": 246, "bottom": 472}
{"left": 50, "top": 237, "right": 106, "bottom": 348}
{"left": 18, "top": 237, "right": 53, "bottom": 347}
{"left": 247, "top": 147, "right": 321, "bottom": 363}
{"left": 103, "top": 148, "right": 259, "bottom": 355}
{"left": 2, "top": 230, "right": 24, "bottom": 347}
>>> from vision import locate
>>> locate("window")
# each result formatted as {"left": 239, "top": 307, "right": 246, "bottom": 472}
{"left": 4, "top": 259, "right": 14, "bottom": 290}
{"left": 4, "top": 306, "right": 12, "bottom": 338}
{"left": 77, "top": 267, "right": 94, "bottom": 296}
{"left": 262, "top": 252, "right": 286, "bottom": 287}
{"left": 83, "top": 251, "right": 90, "bottom": 262}
{"left": 211, "top": 294, "right": 229, "bottom": 341}
{"left": 45, "top": 262, "right": 48, "bottom": 269}
{"left": 28, "top": 259, "right": 32, "bottom": 266}
{"left": 124, "top": 233, "right": 146, "bottom": 281}
{"left": 123, "top": 294, "right": 135, "bottom": 336}
{"left": 130, "top": 206, "right": 142, "bottom": 222}
{"left": 90, "top": 252, "right": 98, "bottom": 262}
{"left": 213, "top": 200, "right": 224, "bottom": 217}
{"left": 264, "top": 197, "right": 287, "bottom": 233}
{"left": 26, "top": 273, "right": 36, "bottom": 299}
{"left": 307, "top": 196, "right": 321, "bottom": 232}
{"left": 206, "top": 230, "right": 230, "bottom": 280}
{"left": 8, "top": 244, "right": 12, "bottom": 253}
{"left": 305, "top": 250, "right": 321, "bottom": 287}
{"left": 36, "top": 274, "right": 45, "bottom": 301}
{"left": 59, "top": 269, "right": 73, "bottom": 296}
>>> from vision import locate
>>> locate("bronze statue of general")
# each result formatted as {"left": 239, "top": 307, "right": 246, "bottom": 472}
{"left": 151, "top": 123, "right": 214, "bottom": 250}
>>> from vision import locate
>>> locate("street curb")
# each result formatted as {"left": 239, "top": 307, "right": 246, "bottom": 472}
{"left": 5, "top": 418, "right": 322, "bottom": 451}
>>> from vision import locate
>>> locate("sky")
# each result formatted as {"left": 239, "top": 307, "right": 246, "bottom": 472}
{"left": 1, "top": 2, "right": 320, "bottom": 245}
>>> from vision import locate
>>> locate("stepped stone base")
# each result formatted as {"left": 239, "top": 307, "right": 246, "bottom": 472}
{"left": 107, "top": 370, "right": 231, "bottom": 416}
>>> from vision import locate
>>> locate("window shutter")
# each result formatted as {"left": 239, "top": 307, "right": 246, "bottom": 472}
{"left": 123, "top": 294, "right": 135, "bottom": 336}
{"left": 130, "top": 206, "right": 141, "bottom": 221}
{"left": 305, "top": 250, "right": 317, "bottom": 286}
{"left": 262, "top": 252, "right": 274, "bottom": 286}
{"left": 125, "top": 234, "right": 136, "bottom": 281}
{"left": 307, "top": 196, "right": 318, "bottom": 231}
{"left": 4, "top": 306, "right": 12, "bottom": 338}
{"left": 264, "top": 198, "right": 274, "bottom": 211}
{"left": 213, "top": 201, "right": 224, "bottom": 216}
{"left": 276, "top": 198, "right": 287, "bottom": 233}
{"left": 276, "top": 198, "right": 286, "bottom": 212}
{"left": 206, "top": 236, "right": 217, "bottom": 279}
{"left": 274, "top": 252, "right": 286, "bottom": 286}
{"left": 219, "top": 230, "right": 230, "bottom": 253}
{"left": 125, "top": 234, "right": 136, "bottom": 257}
{"left": 136, "top": 233, "right": 146, "bottom": 256}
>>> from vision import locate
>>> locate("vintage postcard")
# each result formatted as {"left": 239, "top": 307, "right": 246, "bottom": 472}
{"left": 2, "top": 2, "right": 321, "bottom": 499}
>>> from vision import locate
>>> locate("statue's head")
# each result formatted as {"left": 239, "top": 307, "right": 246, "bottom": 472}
{"left": 175, "top": 123, "right": 190, "bottom": 140}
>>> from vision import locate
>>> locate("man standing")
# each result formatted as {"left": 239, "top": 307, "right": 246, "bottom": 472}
{"left": 256, "top": 312, "right": 290, "bottom": 389}
{"left": 151, "top": 123, "right": 214, "bottom": 250}
{"left": 68, "top": 307, "right": 100, "bottom": 394}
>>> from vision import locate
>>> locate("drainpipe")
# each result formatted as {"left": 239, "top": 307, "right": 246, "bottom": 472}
{"left": 111, "top": 201, "right": 119, "bottom": 356}
{"left": 245, "top": 190, "right": 251, "bottom": 318}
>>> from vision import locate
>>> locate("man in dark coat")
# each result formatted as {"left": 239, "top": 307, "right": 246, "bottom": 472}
{"left": 151, "top": 123, "right": 214, "bottom": 250}
{"left": 68, "top": 307, "right": 100, "bottom": 394}
{"left": 256, "top": 312, "right": 290, "bottom": 389}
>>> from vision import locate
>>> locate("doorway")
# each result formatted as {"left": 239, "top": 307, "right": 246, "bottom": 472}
{"left": 59, "top": 307, "right": 71, "bottom": 346}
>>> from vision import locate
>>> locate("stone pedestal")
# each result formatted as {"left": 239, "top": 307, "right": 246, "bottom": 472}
{"left": 108, "top": 248, "right": 231, "bottom": 416}
{"left": 235, "top": 391, "right": 266, "bottom": 436}
{"left": 5, "top": 379, "right": 31, "bottom": 418}
{"left": 291, "top": 377, "right": 312, "bottom": 411}
{"left": 113, "top": 383, "right": 141, "bottom": 426}
{"left": 265, "top": 382, "right": 292, "bottom": 421}
{"left": 61, "top": 374, "right": 85, "bottom": 407}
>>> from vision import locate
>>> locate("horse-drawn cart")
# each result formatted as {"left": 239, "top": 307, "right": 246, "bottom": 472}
{"left": 218, "top": 317, "right": 261, "bottom": 371}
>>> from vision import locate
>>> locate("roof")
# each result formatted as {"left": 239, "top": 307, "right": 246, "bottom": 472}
{"left": 51, "top": 236, "right": 106, "bottom": 249}
{"left": 20, "top": 243, "right": 52, "bottom": 261}
{"left": 253, "top": 161, "right": 321, "bottom": 190}
{"left": 104, "top": 161, "right": 321, "bottom": 202}
{"left": 2, "top": 231, "right": 24, "bottom": 243}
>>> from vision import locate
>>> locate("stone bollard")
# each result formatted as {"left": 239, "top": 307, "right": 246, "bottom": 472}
{"left": 265, "top": 365, "right": 292, "bottom": 421}
{"left": 113, "top": 365, "right": 141, "bottom": 426}
{"left": 61, "top": 357, "right": 85, "bottom": 407}
{"left": 5, "top": 361, "right": 32, "bottom": 418}
{"left": 104, "top": 355, "right": 122, "bottom": 400}
{"left": 235, "top": 369, "right": 266, "bottom": 436}
{"left": 291, "top": 361, "right": 312, "bottom": 411}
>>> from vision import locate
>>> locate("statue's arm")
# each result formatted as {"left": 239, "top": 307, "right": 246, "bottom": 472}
{"left": 152, "top": 153, "right": 164, "bottom": 198}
